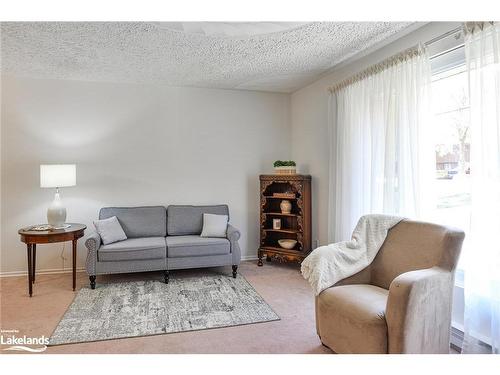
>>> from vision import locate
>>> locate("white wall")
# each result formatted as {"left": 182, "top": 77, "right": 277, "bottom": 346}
{"left": 290, "top": 22, "right": 461, "bottom": 247}
{"left": 1, "top": 76, "right": 290, "bottom": 274}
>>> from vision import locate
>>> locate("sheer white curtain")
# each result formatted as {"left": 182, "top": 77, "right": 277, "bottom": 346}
{"left": 462, "top": 22, "right": 500, "bottom": 354}
{"left": 328, "top": 47, "right": 433, "bottom": 242}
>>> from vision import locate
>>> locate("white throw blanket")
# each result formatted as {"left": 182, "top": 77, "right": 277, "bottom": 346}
{"left": 301, "top": 214, "right": 404, "bottom": 296}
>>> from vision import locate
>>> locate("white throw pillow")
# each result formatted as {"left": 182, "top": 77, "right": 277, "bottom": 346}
{"left": 200, "top": 213, "right": 228, "bottom": 238}
{"left": 93, "top": 216, "right": 127, "bottom": 245}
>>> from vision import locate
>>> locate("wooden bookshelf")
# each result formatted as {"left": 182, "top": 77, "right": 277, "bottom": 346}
{"left": 263, "top": 196, "right": 298, "bottom": 200}
{"left": 263, "top": 228, "right": 299, "bottom": 234}
{"left": 263, "top": 212, "right": 299, "bottom": 217}
{"left": 258, "top": 174, "right": 312, "bottom": 266}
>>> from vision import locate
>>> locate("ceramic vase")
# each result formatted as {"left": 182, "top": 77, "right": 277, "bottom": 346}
{"left": 280, "top": 200, "right": 292, "bottom": 214}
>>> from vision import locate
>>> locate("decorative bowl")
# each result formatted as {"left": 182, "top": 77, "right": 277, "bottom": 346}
{"left": 274, "top": 166, "right": 296, "bottom": 175}
{"left": 278, "top": 239, "right": 297, "bottom": 249}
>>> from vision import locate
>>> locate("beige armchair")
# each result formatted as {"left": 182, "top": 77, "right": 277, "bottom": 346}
{"left": 315, "top": 219, "right": 464, "bottom": 354}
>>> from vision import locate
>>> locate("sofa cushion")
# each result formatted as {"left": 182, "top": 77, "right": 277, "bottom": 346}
{"left": 166, "top": 235, "right": 230, "bottom": 258}
{"left": 200, "top": 213, "right": 228, "bottom": 238}
{"left": 98, "top": 237, "right": 167, "bottom": 262}
{"left": 93, "top": 216, "right": 127, "bottom": 245}
{"left": 316, "top": 284, "right": 388, "bottom": 353}
{"left": 167, "top": 205, "right": 229, "bottom": 236}
{"left": 99, "top": 206, "right": 167, "bottom": 238}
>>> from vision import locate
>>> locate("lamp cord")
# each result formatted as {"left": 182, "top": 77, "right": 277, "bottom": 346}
{"left": 60, "top": 242, "right": 67, "bottom": 269}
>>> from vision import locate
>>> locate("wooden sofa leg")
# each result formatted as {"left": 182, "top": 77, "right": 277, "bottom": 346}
{"left": 89, "top": 275, "right": 96, "bottom": 290}
{"left": 232, "top": 265, "right": 238, "bottom": 278}
{"left": 164, "top": 270, "right": 169, "bottom": 284}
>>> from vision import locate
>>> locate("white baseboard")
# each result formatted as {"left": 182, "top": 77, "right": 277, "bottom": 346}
{"left": 0, "top": 267, "right": 86, "bottom": 278}
{"left": 0, "top": 256, "right": 259, "bottom": 278}
{"left": 241, "top": 255, "right": 258, "bottom": 261}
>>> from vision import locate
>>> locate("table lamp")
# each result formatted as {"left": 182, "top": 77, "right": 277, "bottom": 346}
{"left": 40, "top": 164, "right": 76, "bottom": 229}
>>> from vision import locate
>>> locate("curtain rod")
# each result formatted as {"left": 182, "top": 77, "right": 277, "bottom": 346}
{"left": 327, "top": 23, "right": 497, "bottom": 94}
{"left": 464, "top": 21, "right": 496, "bottom": 34}
{"left": 327, "top": 25, "right": 464, "bottom": 94}
{"left": 426, "top": 26, "right": 464, "bottom": 60}
{"left": 425, "top": 26, "right": 462, "bottom": 46}
{"left": 327, "top": 45, "right": 425, "bottom": 94}
{"left": 427, "top": 22, "right": 495, "bottom": 44}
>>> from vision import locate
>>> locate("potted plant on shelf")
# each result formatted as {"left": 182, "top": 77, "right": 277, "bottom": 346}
{"left": 273, "top": 160, "right": 296, "bottom": 175}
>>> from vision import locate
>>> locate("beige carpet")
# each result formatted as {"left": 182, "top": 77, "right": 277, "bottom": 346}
{"left": 0, "top": 261, "right": 331, "bottom": 354}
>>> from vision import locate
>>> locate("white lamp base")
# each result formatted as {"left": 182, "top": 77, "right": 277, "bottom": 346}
{"left": 47, "top": 189, "right": 68, "bottom": 228}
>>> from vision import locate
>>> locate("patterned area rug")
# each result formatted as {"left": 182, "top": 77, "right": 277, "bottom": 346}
{"left": 49, "top": 274, "right": 279, "bottom": 345}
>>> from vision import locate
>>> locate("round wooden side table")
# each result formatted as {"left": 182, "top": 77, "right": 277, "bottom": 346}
{"left": 18, "top": 223, "right": 86, "bottom": 297}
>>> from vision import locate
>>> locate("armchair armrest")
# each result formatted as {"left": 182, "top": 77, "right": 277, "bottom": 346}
{"left": 385, "top": 267, "right": 454, "bottom": 354}
{"left": 227, "top": 224, "right": 241, "bottom": 265}
{"left": 84, "top": 231, "right": 101, "bottom": 276}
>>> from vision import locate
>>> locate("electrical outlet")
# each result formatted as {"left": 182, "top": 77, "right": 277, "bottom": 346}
{"left": 314, "top": 239, "right": 320, "bottom": 249}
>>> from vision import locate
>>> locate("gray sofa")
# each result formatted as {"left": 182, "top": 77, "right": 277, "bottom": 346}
{"left": 84, "top": 205, "right": 241, "bottom": 289}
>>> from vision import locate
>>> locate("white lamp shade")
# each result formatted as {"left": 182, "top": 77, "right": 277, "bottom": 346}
{"left": 40, "top": 164, "right": 76, "bottom": 188}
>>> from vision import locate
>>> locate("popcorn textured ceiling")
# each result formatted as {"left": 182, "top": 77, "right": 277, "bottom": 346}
{"left": 1, "top": 22, "right": 414, "bottom": 93}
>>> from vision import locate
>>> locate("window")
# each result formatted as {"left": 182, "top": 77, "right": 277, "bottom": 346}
{"left": 429, "top": 31, "right": 470, "bottom": 275}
